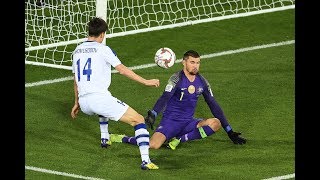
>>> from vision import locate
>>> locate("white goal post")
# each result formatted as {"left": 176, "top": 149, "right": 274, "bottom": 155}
{"left": 25, "top": 0, "right": 295, "bottom": 70}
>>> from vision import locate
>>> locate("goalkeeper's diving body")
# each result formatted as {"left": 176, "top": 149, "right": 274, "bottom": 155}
{"left": 110, "top": 50, "right": 246, "bottom": 150}
{"left": 70, "top": 17, "right": 160, "bottom": 170}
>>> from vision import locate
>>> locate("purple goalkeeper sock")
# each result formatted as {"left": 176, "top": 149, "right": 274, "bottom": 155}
{"left": 122, "top": 136, "right": 137, "bottom": 145}
{"left": 179, "top": 126, "right": 215, "bottom": 142}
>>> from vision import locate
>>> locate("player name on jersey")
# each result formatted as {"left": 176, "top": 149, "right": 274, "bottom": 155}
{"left": 74, "top": 47, "right": 97, "bottom": 54}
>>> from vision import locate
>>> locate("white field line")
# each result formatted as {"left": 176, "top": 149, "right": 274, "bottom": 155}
{"left": 25, "top": 40, "right": 294, "bottom": 88}
{"left": 262, "top": 173, "right": 295, "bottom": 180}
{"left": 25, "top": 166, "right": 107, "bottom": 180}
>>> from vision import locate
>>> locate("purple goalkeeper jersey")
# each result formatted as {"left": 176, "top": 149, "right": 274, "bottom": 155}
{"left": 152, "top": 70, "right": 231, "bottom": 130}
{"left": 163, "top": 71, "right": 203, "bottom": 121}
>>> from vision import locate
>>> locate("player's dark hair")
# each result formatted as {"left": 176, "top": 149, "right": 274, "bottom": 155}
{"left": 183, "top": 50, "right": 200, "bottom": 60}
{"left": 88, "top": 17, "right": 108, "bottom": 37}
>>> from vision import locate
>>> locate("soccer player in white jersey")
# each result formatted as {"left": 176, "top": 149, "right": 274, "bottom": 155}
{"left": 70, "top": 17, "right": 159, "bottom": 170}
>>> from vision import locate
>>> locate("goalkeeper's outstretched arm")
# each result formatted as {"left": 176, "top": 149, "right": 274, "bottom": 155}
{"left": 202, "top": 80, "right": 246, "bottom": 145}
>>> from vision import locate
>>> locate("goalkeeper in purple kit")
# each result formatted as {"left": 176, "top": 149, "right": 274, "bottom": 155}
{"left": 111, "top": 50, "right": 246, "bottom": 149}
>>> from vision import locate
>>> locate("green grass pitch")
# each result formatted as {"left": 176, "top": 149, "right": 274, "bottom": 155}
{"left": 25, "top": 9, "right": 295, "bottom": 180}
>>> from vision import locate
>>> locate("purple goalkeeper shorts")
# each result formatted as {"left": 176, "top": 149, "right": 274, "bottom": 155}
{"left": 155, "top": 117, "right": 202, "bottom": 140}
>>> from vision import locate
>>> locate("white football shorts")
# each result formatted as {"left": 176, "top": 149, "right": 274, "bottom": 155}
{"left": 78, "top": 93, "right": 129, "bottom": 121}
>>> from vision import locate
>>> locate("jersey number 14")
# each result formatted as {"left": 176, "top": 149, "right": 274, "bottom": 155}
{"left": 76, "top": 58, "right": 92, "bottom": 81}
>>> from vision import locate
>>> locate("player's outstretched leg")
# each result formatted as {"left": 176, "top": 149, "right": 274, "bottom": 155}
{"left": 134, "top": 123, "right": 159, "bottom": 170}
{"left": 168, "top": 126, "right": 216, "bottom": 150}
{"left": 110, "top": 134, "right": 138, "bottom": 145}
{"left": 110, "top": 133, "right": 158, "bottom": 169}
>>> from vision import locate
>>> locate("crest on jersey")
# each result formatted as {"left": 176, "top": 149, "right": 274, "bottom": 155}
{"left": 188, "top": 85, "right": 195, "bottom": 94}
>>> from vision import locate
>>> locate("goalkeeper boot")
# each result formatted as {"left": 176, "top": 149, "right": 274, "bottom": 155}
{"left": 167, "top": 137, "right": 181, "bottom": 150}
{"left": 110, "top": 134, "right": 125, "bottom": 143}
{"left": 101, "top": 138, "right": 112, "bottom": 148}
{"left": 141, "top": 161, "right": 159, "bottom": 170}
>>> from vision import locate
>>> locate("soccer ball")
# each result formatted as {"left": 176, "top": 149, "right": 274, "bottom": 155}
{"left": 154, "top": 47, "right": 176, "bottom": 69}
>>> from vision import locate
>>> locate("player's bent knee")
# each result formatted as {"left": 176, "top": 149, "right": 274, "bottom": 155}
{"left": 149, "top": 141, "right": 161, "bottom": 149}
{"left": 208, "top": 118, "right": 221, "bottom": 131}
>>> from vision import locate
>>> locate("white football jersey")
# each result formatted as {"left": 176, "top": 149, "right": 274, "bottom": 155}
{"left": 72, "top": 41, "right": 121, "bottom": 97}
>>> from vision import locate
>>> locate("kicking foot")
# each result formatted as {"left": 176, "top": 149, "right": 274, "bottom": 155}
{"left": 141, "top": 161, "right": 159, "bottom": 170}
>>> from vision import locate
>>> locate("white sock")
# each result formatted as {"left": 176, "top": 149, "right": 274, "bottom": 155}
{"left": 99, "top": 116, "right": 109, "bottom": 140}
{"left": 134, "top": 124, "right": 151, "bottom": 163}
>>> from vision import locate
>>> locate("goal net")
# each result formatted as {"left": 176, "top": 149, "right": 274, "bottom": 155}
{"left": 25, "top": 0, "right": 295, "bottom": 70}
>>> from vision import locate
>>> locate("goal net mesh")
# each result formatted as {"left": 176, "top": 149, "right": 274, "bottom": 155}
{"left": 25, "top": 0, "right": 295, "bottom": 67}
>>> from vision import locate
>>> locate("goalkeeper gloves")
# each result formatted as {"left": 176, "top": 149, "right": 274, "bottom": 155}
{"left": 227, "top": 130, "right": 247, "bottom": 145}
{"left": 145, "top": 110, "right": 157, "bottom": 130}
